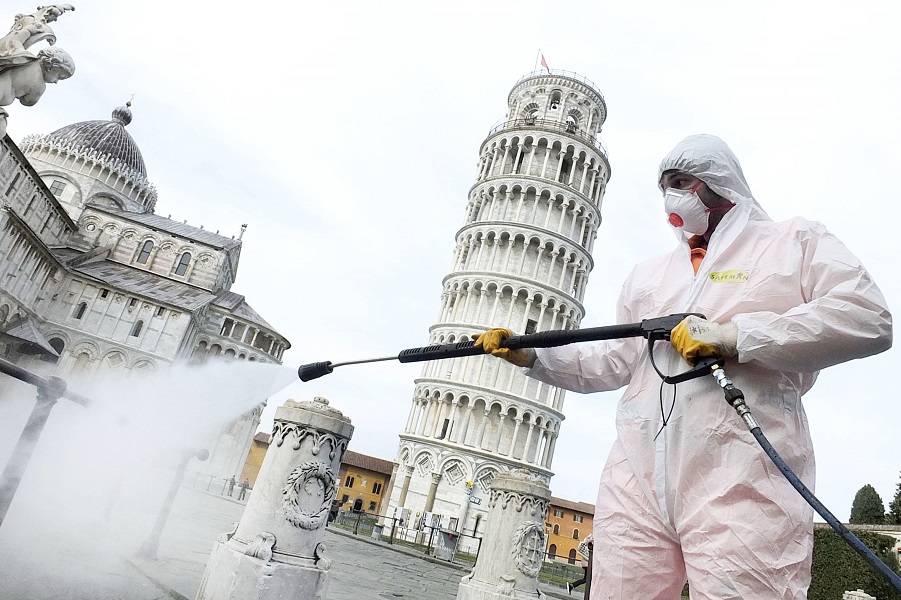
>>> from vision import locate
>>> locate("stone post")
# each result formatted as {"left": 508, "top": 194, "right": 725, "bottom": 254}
{"left": 195, "top": 397, "right": 353, "bottom": 600}
{"left": 457, "top": 469, "right": 550, "bottom": 600}
{"left": 843, "top": 591, "right": 876, "bottom": 600}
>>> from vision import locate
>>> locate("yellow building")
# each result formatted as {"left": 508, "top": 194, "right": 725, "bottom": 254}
{"left": 239, "top": 438, "right": 394, "bottom": 514}
{"left": 546, "top": 496, "right": 595, "bottom": 564}
{"left": 238, "top": 432, "right": 271, "bottom": 486}
{"left": 336, "top": 450, "right": 394, "bottom": 514}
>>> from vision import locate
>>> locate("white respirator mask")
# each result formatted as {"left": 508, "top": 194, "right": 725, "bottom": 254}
{"left": 663, "top": 181, "right": 713, "bottom": 236}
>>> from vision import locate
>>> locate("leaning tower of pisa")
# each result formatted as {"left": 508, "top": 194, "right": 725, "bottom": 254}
{"left": 383, "top": 69, "right": 610, "bottom": 543}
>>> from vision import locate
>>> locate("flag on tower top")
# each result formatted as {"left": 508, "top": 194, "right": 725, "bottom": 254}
{"left": 540, "top": 53, "right": 550, "bottom": 73}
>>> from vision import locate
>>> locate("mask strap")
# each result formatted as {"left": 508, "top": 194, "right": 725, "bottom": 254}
{"left": 704, "top": 202, "right": 735, "bottom": 214}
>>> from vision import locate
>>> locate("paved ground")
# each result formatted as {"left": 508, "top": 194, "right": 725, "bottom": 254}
{"left": 0, "top": 484, "right": 570, "bottom": 600}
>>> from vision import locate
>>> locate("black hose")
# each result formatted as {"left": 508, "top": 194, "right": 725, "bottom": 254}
{"left": 750, "top": 423, "right": 901, "bottom": 591}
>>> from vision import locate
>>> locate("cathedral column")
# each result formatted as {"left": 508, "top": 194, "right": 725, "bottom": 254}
{"left": 509, "top": 417, "right": 523, "bottom": 458}
{"left": 531, "top": 248, "right": 544, "bottom": 279}
{"left": 489, "top": 289, "right": 502, "bottom": 323}
{"left": 493, "top": 413, "right": 508, "bottom": 453}
{"left": 525, "top": 144, "right": 537, "bottom": 176}
{"left": 489, "top": 147, "right": 501, "bottom": 177}
{"left": 417, "top": 399, "right": 431, "bottom": 436}
{"left": 405, "top": 397, "right": 418, "bottom": 433}
{"left": 540, "top": 146, "right": 551, "bottom": 179}
{"left": 546, "top": 432, "right": 559, "bottom": 467}
{"left": 522, "top": 422, "right": 536, "bottom": 463}
{"left": 423, "top": 472, "right": 442, "bottom": 514}
{"left": 542, "top": 196, "right": 555, "bottom": 229}
{"left": 397, "top": 465, "right": 414, "bottom": 508}
{"left": 477, "top": 410, "right": 491, "bottom": 449}
{"left": 498, "top": 145, "right": 512, "bottom": 178}
{"left": 540, "top": 428, "right": 553, "bottom": 467}
{"left": 535, "top": 302, "right": 548, "bottom": 332}
{"left": 518, "top": 299, "right": 534, "bottom": 332}
{"left": 558, "top": 256, "right": 572, "bottom": 288}
{"left": 512, "top": 145, "right": 524, "bottom": 174}
{"left": 579, "top": 160, "right": 591, "bottom": 194}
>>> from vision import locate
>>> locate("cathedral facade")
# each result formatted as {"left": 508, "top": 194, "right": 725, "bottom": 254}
{"left": 383, "top": 70, "right": 610, "bottom": 545}
{"left": 0, "top": 103, "right": 290, "bottom": 482}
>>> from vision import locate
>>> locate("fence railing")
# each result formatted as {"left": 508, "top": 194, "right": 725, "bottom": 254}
{"left": 0, "top": 357, "right": 90, "bottom": 527}
{"left": 327, "top": 509, "right": 483, "bottom": 567}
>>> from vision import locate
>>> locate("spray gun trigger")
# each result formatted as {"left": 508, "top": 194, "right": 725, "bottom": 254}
{"left": 663, "top": 356, "right": 723, "bottom": 384}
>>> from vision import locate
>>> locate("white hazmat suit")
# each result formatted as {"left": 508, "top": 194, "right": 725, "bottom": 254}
{"left": 526, "top": 135, "right": 892, "bottom": 599}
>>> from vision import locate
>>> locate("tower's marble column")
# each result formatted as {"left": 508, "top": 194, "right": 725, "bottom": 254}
{"left": 456, "top": 470, "right": 551, "bottom": 600}
{"left": 196, "top": 397, "right": 353, "bottom": 600}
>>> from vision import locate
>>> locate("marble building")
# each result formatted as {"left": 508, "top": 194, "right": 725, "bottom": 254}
{"left": 0, "top": 103, "right": 290, "bottom": 482}
{"left": 383, "top": 69, "right": 610, "bottom": 545}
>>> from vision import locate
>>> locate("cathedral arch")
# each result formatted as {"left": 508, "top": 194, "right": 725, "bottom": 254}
{"left": 473, "top": 465, "right": 500, "bottom": 493}
{"left": 130, "top": 320, "right": 144, "bottom": 337}
{"left": 521, "top": 102, "right": 540, "bottom": 122}
{"left": 102, "top": 350, "right": 127, "bottom": 369}
{"left": 440, "top": 458, "right": 470, "bottom": 485}
{"left": 413, "top": 450, "right": 438, "bottom": 477}
{"left": 86, "top": 193, "right": 125, "bottom": 210}
{"left": 174, "top": 251, "right": 192, "bottom": 277}
{"left": 135, "top": 238, "right": 155, "bottom": 264}
{"left": 132, "top": 358, "right": 156, "bottom": 372}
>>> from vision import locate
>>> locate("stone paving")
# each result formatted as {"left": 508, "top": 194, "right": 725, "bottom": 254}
{"left": 0, "top": 484, "right": 570, "bottom": 600}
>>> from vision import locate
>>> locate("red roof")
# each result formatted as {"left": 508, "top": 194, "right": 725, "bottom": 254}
{"left": 550, "top": 496, "right": 596, "bottom": 516}
{"left": 341, "top": 450, "right": 394, "bottom": 475}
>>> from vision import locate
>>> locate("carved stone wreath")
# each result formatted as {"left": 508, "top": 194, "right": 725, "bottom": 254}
{"left": 282, "top": 461, "right": 336, "bottom": 530}
{"left": 511, "top": 521, "right": 546, "bottom": 578}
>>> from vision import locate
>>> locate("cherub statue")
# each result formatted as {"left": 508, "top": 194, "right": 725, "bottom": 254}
{"left": 0, "top": 5, "right": 75, "bottom": 138}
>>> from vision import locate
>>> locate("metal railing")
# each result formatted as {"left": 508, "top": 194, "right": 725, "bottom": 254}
{"left": 327, "top": 509, "right": 483, "bottom": 567}
{"left": 0, "top": 356, "right": 90, "bottom": 527}
{"left": 486, "top": 117, "right": 609, "bottom": 157}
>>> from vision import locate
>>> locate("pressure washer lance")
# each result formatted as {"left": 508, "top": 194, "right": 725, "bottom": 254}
{"left": 710, "top": 364, "right": 901, "bottom": 593}
{"left": 297, "top": 313, "right": 713, "bottom": 383}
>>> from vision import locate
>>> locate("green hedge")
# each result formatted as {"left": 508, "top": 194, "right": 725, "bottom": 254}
{"left": 809, "top": 529, "right": 901, "bottom": 600}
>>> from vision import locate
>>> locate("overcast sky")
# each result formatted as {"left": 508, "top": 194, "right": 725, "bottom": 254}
{"left": 8, "top": 1, "right": 901, "bottom": 520}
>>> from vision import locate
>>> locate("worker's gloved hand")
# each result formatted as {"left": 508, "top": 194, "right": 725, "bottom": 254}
{"left": 472, "top": 328, "right": 537, "bottom": 368}
{"left": 670, "top": 315, "right": 738, "bottom": 365}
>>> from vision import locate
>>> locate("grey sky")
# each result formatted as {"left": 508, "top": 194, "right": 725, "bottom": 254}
{"left": 7, "top": 1, "right": 900, "bottom": 520}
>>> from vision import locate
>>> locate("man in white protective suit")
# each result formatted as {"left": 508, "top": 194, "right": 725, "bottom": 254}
{"left": 473, "top": 134, "right": 893, "bottom": 599}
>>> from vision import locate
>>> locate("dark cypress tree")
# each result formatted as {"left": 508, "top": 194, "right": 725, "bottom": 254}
{"left": 849, "top": 484, "right": 886, "bottom": 524}
{"left": 887, "top": 472, "right": 901, "bottom": 525}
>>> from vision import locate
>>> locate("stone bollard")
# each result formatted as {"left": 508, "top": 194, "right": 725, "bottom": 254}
{"left": 843, "top": 590, "right": 876, "bottom": 600}
{"left": 195, "top": 397, "right": 353, "bottom": 600}
{"left": 457, "top": 469, "right": 550, "bottom": 600}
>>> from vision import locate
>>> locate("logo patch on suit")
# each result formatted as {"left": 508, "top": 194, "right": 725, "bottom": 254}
{"left": 709, "top": 270, "right": 749, "bottom": 283}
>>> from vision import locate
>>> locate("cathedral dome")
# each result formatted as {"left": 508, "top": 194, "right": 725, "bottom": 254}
{"left": 44, "top": 103, "right": 146, "bottom": 176}
{"left": 19, "top": 102, "right": 158, "bottom": 213}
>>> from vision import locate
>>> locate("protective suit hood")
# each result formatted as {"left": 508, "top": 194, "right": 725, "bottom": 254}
{"left": 658, "top": 134, "right": 770, "bottom": 223}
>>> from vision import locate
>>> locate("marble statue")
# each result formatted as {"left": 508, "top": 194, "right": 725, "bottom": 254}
{"left": 0, "top": 5, "right": 76, "bottom": 138}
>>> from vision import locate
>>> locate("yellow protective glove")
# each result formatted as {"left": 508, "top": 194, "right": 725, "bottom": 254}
{"left": 670, "top": 315, "right": 738, "bottom": 365}
{"left": 471, "top": 328, "right": 536, "bottom": 368}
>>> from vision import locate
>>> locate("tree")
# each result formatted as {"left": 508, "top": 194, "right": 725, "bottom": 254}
{"left": 849, "top": 484, "right": 886, "bottom": 524}
{"left": 888, "top": 472, "right": 901, "bottom": 525}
